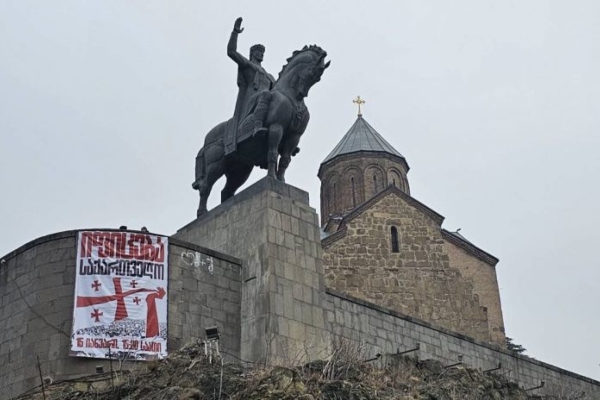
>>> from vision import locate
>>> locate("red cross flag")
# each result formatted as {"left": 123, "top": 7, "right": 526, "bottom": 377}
{"left": 70, "top": 231, "right": 169, "bottom": 360}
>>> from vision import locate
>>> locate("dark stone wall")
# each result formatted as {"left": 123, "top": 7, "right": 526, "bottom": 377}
{"left": 166, "top": 239, "right": 241, "bottom": 359}
{"left": 0, "top": 230, "right": 241, "bottom": 399}
{"left": 0, "top": 232, "right": 76, "bottom": 399}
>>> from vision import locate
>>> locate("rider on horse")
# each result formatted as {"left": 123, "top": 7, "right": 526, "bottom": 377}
{"left": 225, "top": 17, "right": 276, "bottom": 156}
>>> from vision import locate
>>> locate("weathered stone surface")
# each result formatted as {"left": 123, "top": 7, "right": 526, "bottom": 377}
{"left": 323, "top": 289, "right": 600, "bottom": 398}
{"left": 175, "top": 177, "right": 330, "bottom": 365}
{"left": 318, "top": 119, "right": 505, "bottom": 347}
{"left": 0, "top": 231, "right": 241, "bottom": 399}
{"left": 2, "top": 175, "right": 597, "bottom": 399}
{"left": 443, "top": 236, "right": 506, "bottom": 344}
{"left": 322, "top": 191, "right": 493, "bottom": 343}
{"left": 319, "top": 152, "right": 410, "bottom": 226}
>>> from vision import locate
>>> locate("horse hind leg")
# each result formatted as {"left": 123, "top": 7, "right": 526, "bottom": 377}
{"left": 197, "top": 181, "right": 211, "bottom": 217}
{"left": 192, "top": 148, "right": 205, "bottom": 190}
{"left": 196, "top": 148, "right": 225, "bottom": 218}
{"left": 276, "top": 155, "right": 291, "bottom": 183}
{"left": 222, "top": 164, "right": 254, "bottom": 202}
{"left": 277, "top": 134, "right": 300, "bottom": 182}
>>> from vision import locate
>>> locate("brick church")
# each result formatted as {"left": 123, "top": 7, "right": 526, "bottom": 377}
{"left": 318, "top": 107, "right": 505, "bottom": 345}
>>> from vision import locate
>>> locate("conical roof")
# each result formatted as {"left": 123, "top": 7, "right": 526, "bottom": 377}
{"left": 321, "top": 116, "right": 405, "bottom": 165}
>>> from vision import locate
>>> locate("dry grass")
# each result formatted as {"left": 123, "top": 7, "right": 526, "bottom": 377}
{"left": 14, "top": 340, "right": 592, "bottom": 400}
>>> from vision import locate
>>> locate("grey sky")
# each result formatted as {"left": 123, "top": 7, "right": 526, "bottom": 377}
{"left": 1, "top": 0, "right": 599, "bottom": 380}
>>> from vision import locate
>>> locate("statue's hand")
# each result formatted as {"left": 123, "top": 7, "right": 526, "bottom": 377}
{"left": 233, "top": 17, "right": 244, "bottom": 34}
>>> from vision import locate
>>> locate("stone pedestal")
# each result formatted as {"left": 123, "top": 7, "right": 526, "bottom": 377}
{"left": 175, "top": 177, "right": 330, "bottom": 363}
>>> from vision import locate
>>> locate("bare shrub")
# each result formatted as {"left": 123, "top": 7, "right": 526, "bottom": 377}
{"left": 540, "top": 383, "right": 589, "bottom": 400}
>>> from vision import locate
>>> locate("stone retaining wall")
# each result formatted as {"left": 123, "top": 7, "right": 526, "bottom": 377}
{"left": 0, "top": 231, "right": 241, "bottom": 400}
{"left": 324, "top": 289, "right": 600, "bottom": 398}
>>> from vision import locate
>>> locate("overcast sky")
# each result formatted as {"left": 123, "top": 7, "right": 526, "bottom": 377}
{"left": 1, "top": 0, "right": 599, "bottom": 381}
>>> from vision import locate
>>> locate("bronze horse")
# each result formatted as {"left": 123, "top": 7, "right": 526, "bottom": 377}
{"left": 193, "top": 45, "right": 329, "bottom": 216}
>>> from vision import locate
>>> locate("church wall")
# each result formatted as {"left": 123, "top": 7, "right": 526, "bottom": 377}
{"left": 0, "top": 231, "right": 241, "bottom": 400}
{"left": 324, "top": 289, "right": 600, "bottom": 398}
{"left": 322, "top": 194, "right": 492, "bottom": 343}
{"left": 443, "top": 239, "right": 506, "bottom": 345}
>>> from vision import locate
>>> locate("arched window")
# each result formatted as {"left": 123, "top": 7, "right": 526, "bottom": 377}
{"left": 373, "top": 175, "right": 378, "bottom": 194}
{"left": 392, "top": 178, "right": 396, "bottom": 186}
{"left": 351, "top": 177, "right": 357, "bottom": 207}
{"left": 391, "top": 226, "right": 399, "bottom": 253}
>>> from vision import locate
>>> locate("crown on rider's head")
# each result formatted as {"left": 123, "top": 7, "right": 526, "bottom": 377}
{"left": 250, "top": 44, "right": 265, "bottom": 54}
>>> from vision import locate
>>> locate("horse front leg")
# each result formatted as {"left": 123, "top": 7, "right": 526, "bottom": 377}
{"left": 267, "top": 123, "right": 283, "bottom": 179}
{"left": 277, "top": 134, "right": 300, "bottom": 182}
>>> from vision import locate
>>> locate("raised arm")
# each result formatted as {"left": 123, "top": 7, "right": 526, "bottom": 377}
{"left": 227, "top": 17, "right": 249, "bottom": 67}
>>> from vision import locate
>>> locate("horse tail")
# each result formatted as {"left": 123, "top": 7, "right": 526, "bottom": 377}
{"left": 192, "top": 147, "right": 205, "bottom": 190}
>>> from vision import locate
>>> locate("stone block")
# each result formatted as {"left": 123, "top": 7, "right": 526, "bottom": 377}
{"left": 301, "top": 303, "right": 313, "bottom": 325}
{"left": 278, "top": 317, "right": 289, "bottom": 338}
{"left": 283, "top": 263, "right": 295, "bottom": 281}
{"left": 273, "top": 293, "right": 284, "bottom": 316}
{"left": 288, "top": 320, "right": 306, "bottom": 341}
{"left": 282, "top": 215, "right": 292, "bottom": 233}
{"left": 292, "top": 282, "right": 303, "bottom": 301}
{"left": 293, "top": 302, "right": 303, "bottom": 321}
{"left": 312, "top": 307, "right": 325, "bottom": 329}
{"left": 302, "top": 286, "right": 312, "bottom": 304}
{"left": 268, "top": 209, "right": 282, "bottom": 230}
{"left": 283, "top": 291, "right": 294, "bottom": 319}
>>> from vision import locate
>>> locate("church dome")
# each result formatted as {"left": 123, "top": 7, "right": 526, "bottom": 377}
{"left": 321, "top": 116, "right": 406, "bottom": 165}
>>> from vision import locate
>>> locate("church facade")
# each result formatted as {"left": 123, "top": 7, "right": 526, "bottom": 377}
{"left": 318, "top": 113, "right": 505, "bottom": 345}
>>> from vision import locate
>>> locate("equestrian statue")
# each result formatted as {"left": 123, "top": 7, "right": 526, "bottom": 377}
{"left": 192, "top": 17, "right": 330, "bottom": 216}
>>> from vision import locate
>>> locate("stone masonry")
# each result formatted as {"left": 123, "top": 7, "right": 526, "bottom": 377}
{"left": 318, "top": 152, "right": 409, "bottom": 226}
{"left": 1, "top": 178, "right": 599, "bottom": 398}
{"left": 322, "top": 186, "right": 499, "bottom": 344}
{"left": 0, "top": 230, "right": 241, "bottom": 400}
{"left": 323, "top": 289, "right": 600, "bottom": 398}
{"left": 175, "top": 177, "right": 331, "bottom": 364}
{"left": 442, "top": 230, "right": 505, "bottom": 344}
{"left": 317, "top": 114, "right": 506, "bottom": 347}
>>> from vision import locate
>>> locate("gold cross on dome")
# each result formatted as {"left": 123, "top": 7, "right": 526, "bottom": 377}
{"left": 353, "top": 95, "right": 366, "bottom": 117}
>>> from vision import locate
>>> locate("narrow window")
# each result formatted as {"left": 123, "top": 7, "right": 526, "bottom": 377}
{"left": 392, "top": 178, "right": 396, "bottom": 186}
{"left": 351, "top": 177, "right": 357, "bottom": 207}
{"left": 373, "top": 175, "right": 378, "bottom": 194}
{"left": 333, "top": 183, "right": 337, "bottom": 210}
{"left": 391, "top": 226, "right": 399, "bottom": 253}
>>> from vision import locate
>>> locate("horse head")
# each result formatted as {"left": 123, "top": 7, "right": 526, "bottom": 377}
{"left": 277, "top": 45, "right": 330, "bottom": 101}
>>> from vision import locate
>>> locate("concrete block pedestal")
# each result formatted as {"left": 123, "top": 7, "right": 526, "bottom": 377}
{"left": 175, "top": 177, "right": 331, "bottom": 363}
